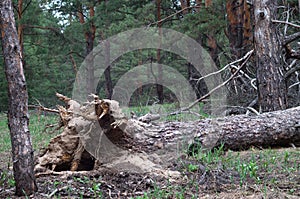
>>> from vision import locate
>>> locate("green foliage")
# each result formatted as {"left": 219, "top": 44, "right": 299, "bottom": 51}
{"left": 1, "top": 0, "right": 299, "bottom": 111}
{"left": 0, "top": 0, "right": 231, "bottom": 111}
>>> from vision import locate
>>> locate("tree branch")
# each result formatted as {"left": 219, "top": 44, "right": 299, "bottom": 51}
{"left": 272, "top": 19, "right": 300, "bottom": 28}
{"left": 148, "top": 6, "right": 200, "bottom": 27}
{"left": 283, "top": 32, "right": 300, "bottom": 46}
{"left": 28, "top": 105, "right": 60, "bottom": 114}
{"left": 196, "top": 50, "right": 254, "bottom": 85}
{"left": 169, "top": 49, "right": 253, "bottom": 115}
{"left": 21, "top": 0, "right": 32, "bottom": 15}
{"left": 285, "top": 64, "right": 300, "bottom": 79}
{"left": 23, "top": 24, "right": 61, "bottom": 34}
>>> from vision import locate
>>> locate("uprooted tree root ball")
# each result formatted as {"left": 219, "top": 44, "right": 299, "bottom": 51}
{"left": 35, "top": 93, "right": 135, "bottom": 172}
{"left": 34, "top": 93, "right": 182, "bottom": 180}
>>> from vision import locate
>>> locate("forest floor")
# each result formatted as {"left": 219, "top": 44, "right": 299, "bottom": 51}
{"left": 0, "top": 113, "right": 299, "bottom": 198}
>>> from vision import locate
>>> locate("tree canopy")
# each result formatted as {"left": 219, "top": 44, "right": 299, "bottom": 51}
{"left": 0, "top": 0, "right": 299, "bottom": 112}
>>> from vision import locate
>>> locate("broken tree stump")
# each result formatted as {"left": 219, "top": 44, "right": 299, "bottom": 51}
{"left": 191, "top": 106, "right": 300, "bottom": 151}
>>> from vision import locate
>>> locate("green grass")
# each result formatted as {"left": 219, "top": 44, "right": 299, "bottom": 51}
{"left": 0, "top": 112, "right": 60, "bottom": 153}
{"left": 122, "top": 102, "right": 209, "bottom": 121}
{"left": 0, "top": 114, "right": 11, "bottom": 153}
{"left": 133, "top": 145, "right": 299, "bottom": 198}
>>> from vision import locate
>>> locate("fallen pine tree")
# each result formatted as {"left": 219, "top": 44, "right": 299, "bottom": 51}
{"left": 190, "top": 106, "right": 300, "bottom": 152}
{"left": 34, "top": 93, "right": 300, "bottom": 173}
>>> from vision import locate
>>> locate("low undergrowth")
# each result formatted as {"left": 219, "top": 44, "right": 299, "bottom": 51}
{"left": 137, "top": 145, "right": 299, "bottom": 198}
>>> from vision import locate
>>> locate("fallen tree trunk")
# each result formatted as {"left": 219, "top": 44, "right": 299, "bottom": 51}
{"left": 35, "top": 93, "right": 300, "bottom": 174}
{"left": 191, "top": 106, "right": 300, "bottom": 151}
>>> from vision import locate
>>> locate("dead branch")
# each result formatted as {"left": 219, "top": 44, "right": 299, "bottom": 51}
{"left": 283, "top": 32, "right": 300, "bottom": 46}
{"left": 272, "top": 19, "right": 300, "bottom": 29}
{"left": 23, "top": 24, "right": 61, "bottom": 34}
{"left": 285, "top": 64, "right": 300, "bottom": 79}
{"left": 42, "top": 123, "right": 63, "bottom": 134}
{"left": 47, "top": 186, "right": 69, "bottom": 198}
{"left": 138, "top": 113, "right": 160, "bottom": 123}
{"left": 28, "top": 105, "right": 60, "bottom": 114}
{"left": 169, "top": 49, "right": 253, "bottom": 116}
{"left": 196, "top": 49, "right": 254, "bottom": 85}
{"left": 148, "top": 6, "right": 201, "bottom": 27}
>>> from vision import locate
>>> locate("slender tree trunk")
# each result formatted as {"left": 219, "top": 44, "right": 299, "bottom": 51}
{"left": 180, "top": 0, "right": 190, "bottom": 14}
{"left": 104, "top": 40, "right": 113, "bottom": 99}
{"left": 156, "top": 0, "right": 164, "bottom": 103}
{"left": 0, "top": 0, "right": 37, "bottom": 196}
{"left": 204, "top": 1, "right": 219, "bottom": 65}
{"left": 226, "top": 0, "right": 252, "bottom": 59}
{"left": 78, "top": 4, "right": 96, "bottom": 95}
{"left": 254, "top": 0, "right": 287, "bottom": 112}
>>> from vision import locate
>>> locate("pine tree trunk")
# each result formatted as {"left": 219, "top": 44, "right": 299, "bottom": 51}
{"left": 78, "top": 4, "right": 96, "bottom": 95}
{"left": 0, "top": 0, "right": 37, "bottom": 196}
{"left": 104, "top": 40, "right": 113, "bottom": 99}
{"left": 254, "top": 0, "right": 287, "bottom": 112}
{"left": 226, "top": 0, "right": 252, "bottom": 59}
{"left": 156, "top": 0, "right": 164, "bottom": 103}
{"left": 192, "top": 106, "right": 300, "bottom": 151}
{"left": 204, "top": 1, "right": 218, "bottom": 65}
{"left": 180, "top": 0, "right": 190, "bottom": 14}
{"left": 17, "top": 0, "right": 25, "bottom": 67}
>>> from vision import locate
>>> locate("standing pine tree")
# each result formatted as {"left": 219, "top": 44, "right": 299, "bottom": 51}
{"left": 254, "top": 0, "right": 287, "bottom": 112}
{"left": 0, "top": 0, "right": 37, "bottom": 196}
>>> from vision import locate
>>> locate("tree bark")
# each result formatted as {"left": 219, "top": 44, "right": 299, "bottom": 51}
{"left": 203, "top": 2, "right": 219, "bottom": 65}
{"left": 192, "top": 106, "right": 300, "bottom": 151}
{"left": 0, "top": 0, "right": 37, "bottom": 196}
{"left": 17, "top": 0, "right": 24, "bottom": 66}
{"left": 35, "top": 95, "right": 300, "bottom": 172}
{"left": 226, "top": 0, "right": 252, "bottom": 59}
{"left": 78, "top": 3, "right": 96, "bottom": 95}
{"left": 156, "top": 0, "right": 164, "bottom": 103}
{"left": 104, "top": 40, "right": 113, "bottom": 99}
{"left": 180, "top": 0, "right": 190, "bottom": 14}
{"left": 254, "top": 0, "right": 287, "bottom": 112}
